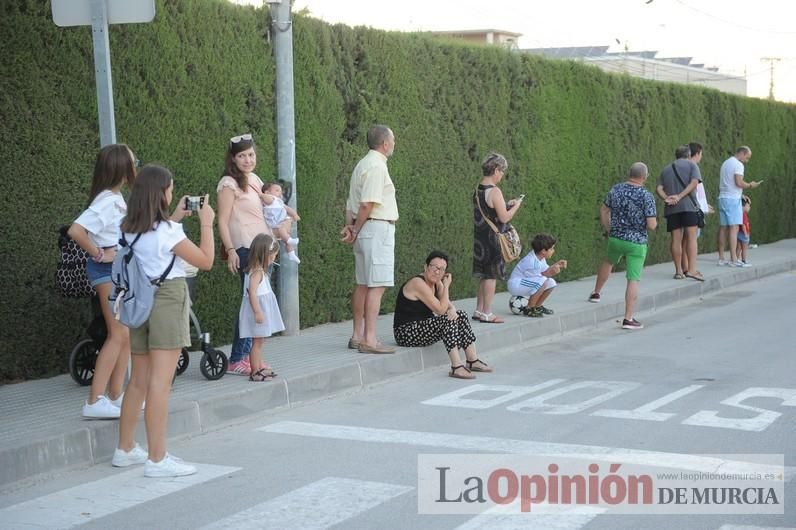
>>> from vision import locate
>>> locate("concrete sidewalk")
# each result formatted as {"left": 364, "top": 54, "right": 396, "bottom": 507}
{"left": 2, "top": 240, "right": 795, "bottom": 487}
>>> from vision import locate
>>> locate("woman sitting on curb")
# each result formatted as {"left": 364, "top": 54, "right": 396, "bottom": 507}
{"left": 393, "top": 250, "right": 493, "bottom": 379}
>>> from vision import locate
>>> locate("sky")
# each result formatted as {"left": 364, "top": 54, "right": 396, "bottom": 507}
{"left": 272, "top": 0, "right": 796, "bottom": 104}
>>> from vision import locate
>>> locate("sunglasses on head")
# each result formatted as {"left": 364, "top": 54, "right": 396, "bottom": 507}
{"left": 230, "top": 133, "right": 253, "bottom": 144}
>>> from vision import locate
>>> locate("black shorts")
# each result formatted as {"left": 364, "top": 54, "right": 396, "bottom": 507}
{"left": 666, "top": 211, "right": 700, "bottom": 232}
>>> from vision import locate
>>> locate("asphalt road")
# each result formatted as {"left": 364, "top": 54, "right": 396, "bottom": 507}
{"left": 2, "top": 272, "right": 795, "bottom": 530}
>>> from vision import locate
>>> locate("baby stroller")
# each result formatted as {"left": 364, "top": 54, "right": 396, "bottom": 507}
{"left": 68, "top": 264, "right": 228, "bottom": 384}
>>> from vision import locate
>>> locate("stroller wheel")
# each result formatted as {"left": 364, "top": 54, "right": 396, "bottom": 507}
{"left": 69, "top": 339, "right": 99, "bottom": 386}
{"left": 175, "top": 348, "right": 190, "bottom": 376}
{"left": 200, "top": 349, "right": 228, "bottom": 380}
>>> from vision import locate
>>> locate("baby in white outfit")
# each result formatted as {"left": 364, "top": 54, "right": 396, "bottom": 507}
{"left": 261, "top": 182, "right": 301, "bottom": 263}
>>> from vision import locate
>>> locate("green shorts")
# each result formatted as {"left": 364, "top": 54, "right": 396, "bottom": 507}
{"left": 605, "top": 237, "right": 648, "bottom": 281}
{"left": 130, "top": 278, "right": 191, "bottom": 354}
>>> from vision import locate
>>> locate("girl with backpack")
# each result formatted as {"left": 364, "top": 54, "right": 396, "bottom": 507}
{"left": 68, "top": 144, "right": 137, "bottom": 419}
{"left": 238, "top": 233, "right": 284, "bottom": 381}
{"left": 112, "top": 164, "right": 215, "bottom": 478}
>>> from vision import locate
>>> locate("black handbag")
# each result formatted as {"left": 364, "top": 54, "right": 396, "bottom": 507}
{"left": 55, "top": 225, "right": 96, "bottom": 298}
{"left": 671, "top": 163, "right": 705, "bottom": 229}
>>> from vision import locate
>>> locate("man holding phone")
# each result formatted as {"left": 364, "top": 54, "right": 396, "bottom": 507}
{"left": 717, "top": 146, "right": 761, "bottom": 267}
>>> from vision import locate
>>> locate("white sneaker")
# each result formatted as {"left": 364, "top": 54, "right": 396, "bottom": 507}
{"left": 287, "top": 237, "right": 299, "bottom": 247}
{"left": 112, "top": 443, "right": 148, "bottom": 467}
{"left": 82, "top": 395, "right": 121, "bottom": 419}
{"left": 717, "top": 259, "right": 727, "bottom": 266}
{"left": 110, "top": 393, "right": 146, "bottom": 410}
{"left": 144, "top": 454, "right": 197, "bottom": 478}
{"left": 732, "top": 260, "right": 751, "bottom": 268}
{"left": 287, "top": 250, "right": 301, "bottom": 264}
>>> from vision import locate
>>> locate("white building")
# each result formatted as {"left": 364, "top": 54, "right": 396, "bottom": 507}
{"left": 522, "top": 46, "right": 746, "bottom": 96}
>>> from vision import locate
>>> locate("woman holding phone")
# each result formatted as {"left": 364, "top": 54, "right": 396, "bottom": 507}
{"left": 472, "top": 152, "right": 523, "bottom": 323}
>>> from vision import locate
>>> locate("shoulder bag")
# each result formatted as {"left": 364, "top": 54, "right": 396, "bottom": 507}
{"left": 671, "top": 163, "right": 705, "bottom": 228}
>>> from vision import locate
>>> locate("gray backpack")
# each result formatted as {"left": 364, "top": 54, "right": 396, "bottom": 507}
{"left": 109, "top": 232, "right": 175, "bottom": 328}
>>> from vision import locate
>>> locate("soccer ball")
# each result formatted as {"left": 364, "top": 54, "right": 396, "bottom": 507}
{"left": 509, "top": 295, "right": 529, "bottom": 315}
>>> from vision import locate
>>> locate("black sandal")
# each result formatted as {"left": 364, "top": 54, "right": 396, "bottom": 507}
{"left": 449, "top": 365, "right": 475, "bottom": 380}
{"left": 466, "top": 358, "right": 494, "bottom": 373}
{"left": 249, "top": 368, "right": 273, "bottom": 382}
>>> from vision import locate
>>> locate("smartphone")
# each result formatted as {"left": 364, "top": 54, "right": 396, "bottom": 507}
{"left": 184, "top": 196, "right": 205, "bottom": 211}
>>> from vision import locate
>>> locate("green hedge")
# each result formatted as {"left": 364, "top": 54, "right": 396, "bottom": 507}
{"left": 1, "top": 0, "right": 794, "bottom": 381}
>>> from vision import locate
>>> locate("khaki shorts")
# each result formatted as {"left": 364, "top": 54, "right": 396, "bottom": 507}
{"left": 130, "top": 278, "right": 191, "bottom": 354}
{"left": 354, "top": 220, "right": 395, "bottom": 287}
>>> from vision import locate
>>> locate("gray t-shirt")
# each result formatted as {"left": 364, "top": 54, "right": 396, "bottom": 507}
{"left": 657, "top": 159, "right": 702, "bottom": 216}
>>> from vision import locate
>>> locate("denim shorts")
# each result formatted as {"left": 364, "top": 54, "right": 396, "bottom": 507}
{"left": 85, "top": 260, "right": 113, "bottom": 287}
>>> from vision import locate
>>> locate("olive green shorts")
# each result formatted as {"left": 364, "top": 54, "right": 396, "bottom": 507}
{"left": 130, "top": 278, "right": 191, "bottom": 354}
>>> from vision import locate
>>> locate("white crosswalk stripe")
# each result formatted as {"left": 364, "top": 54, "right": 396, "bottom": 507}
{"left": 257, "top": 421, "right": 794, "bottom": 480}
{"left": 454, "top": 501, "right": 605, "bottom": 530}
{"left": 717, "top": 526, "right": 796, "bottom": 530}
{"left": 0, "top": 464, "right": 240, "bottom": 530}
{"left": 200, "top": 477, "right": 412, "bottom": 529}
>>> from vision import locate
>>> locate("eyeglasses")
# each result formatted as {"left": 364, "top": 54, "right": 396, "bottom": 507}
{"left": 428, "top": 264, "right": 447, "bottom": 274}
{"left": 230, "top": 133, "right": 253, "bottom": 144}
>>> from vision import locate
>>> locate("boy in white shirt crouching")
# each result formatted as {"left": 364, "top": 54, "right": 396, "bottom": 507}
{"left": 507, "top": 233, "right": 567, "bottom": 317}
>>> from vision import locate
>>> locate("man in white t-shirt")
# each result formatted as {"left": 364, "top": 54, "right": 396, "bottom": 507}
{"left": 717, "top": 146, "right": 761, "bottom": 267}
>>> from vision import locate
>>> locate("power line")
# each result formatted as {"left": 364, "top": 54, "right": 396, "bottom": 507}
{"left": 673, "top": 0, "right": 796, "bottom": 35}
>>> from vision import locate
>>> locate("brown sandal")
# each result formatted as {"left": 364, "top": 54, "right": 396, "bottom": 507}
{"left": 466, "top": 358, "right": 493, "bottom": 373}
{"left": 449, "top": 365, "right": 475, "bottom": 380}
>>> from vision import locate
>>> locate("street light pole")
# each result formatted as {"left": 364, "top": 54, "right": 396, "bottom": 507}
{"left": 267, "top": 0, "right": 300, "bottom": 335}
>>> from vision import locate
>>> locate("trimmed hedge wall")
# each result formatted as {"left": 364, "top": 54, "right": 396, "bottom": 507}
{"left": 1, "top": 0, "right": 794, "bottom": 381}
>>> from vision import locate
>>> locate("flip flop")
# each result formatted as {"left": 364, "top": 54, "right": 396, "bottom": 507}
{"left": 478, "top": 312, "right": 504, "bottom": 324}
{"left": 685, "top": 272, "right": 705, "bottom": 282}
{"left": 471, "top": 310, "right": 485, "bottom": 321}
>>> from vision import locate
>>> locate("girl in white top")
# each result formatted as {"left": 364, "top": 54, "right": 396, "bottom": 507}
{"left": 113, "top": 164, "right": 216, "bottom": 478}
{"left": 238, "top": 233, "right": 285, "bottom": 381}
{"left": 261, "top": 181, "right": 301, "bottom": 264}
{"left": 68, "top": 144, "right": 136, "bottom": 420}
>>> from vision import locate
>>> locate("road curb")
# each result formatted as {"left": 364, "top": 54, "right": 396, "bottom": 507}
{"left": 2, "top": 255, "right": 794, "bottom": 487}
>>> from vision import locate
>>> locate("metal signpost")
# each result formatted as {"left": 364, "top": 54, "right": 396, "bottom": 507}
{"left": 52, "top": 0, "right": 155, "bottom": 147}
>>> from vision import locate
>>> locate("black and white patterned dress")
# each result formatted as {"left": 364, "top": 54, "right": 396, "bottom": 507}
{"left": 392, "top": 276, "right": 476, "bottom": 352}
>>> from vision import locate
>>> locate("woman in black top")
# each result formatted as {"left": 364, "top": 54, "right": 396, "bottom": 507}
{"left": 394, "top": 250, "right": 493, "bottom": 379}
{"left": 473, "top": 152, "right": 524, "bottom": 323}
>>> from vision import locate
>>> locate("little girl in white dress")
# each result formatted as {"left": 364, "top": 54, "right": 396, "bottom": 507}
{"left": 238, "top": 234, "right": 285, "bottom": 381}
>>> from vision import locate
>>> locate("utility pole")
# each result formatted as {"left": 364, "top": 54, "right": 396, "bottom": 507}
{"left": 267, "top": 0, "right": 300, "bottom": 335}
{"left": 760, "top": 57, "right": 781, "bottom": 101}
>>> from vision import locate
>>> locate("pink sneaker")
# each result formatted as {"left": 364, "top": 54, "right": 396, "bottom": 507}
{"left": 228, "top": 360, "right": 251, "bottom": 376}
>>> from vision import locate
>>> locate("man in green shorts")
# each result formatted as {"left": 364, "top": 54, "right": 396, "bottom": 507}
{"left": 588, "top": 162, "right": 658, "bottom": 330}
